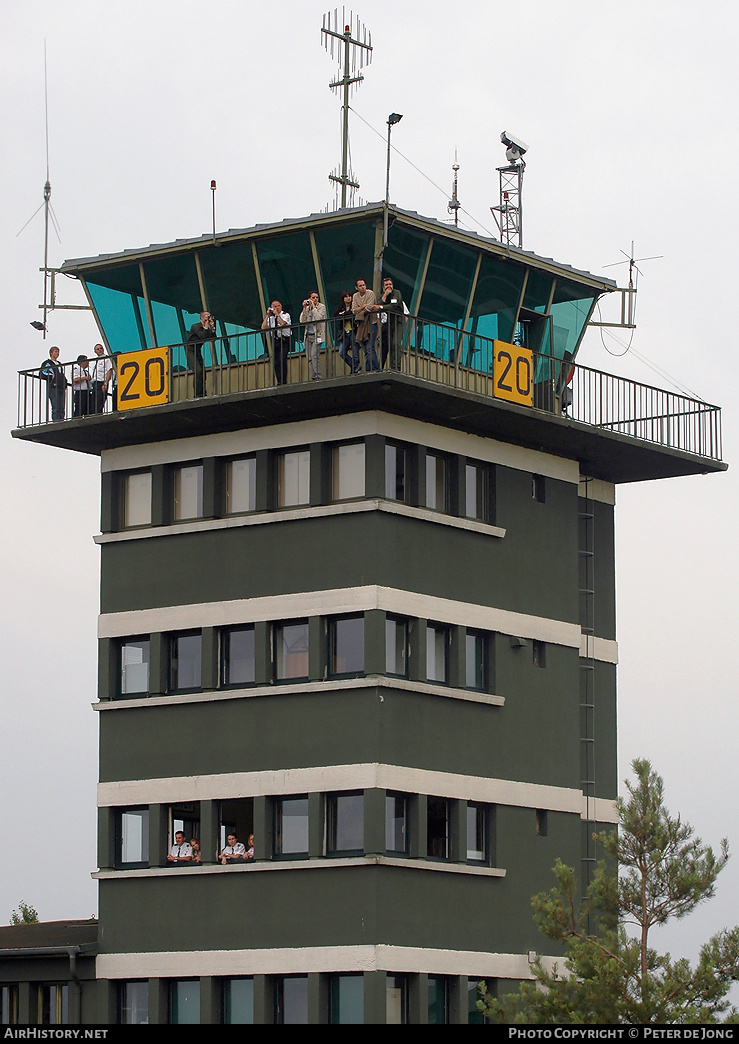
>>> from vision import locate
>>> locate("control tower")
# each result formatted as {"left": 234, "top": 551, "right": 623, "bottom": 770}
{"left": 10, "top": 201, "right": 725, "bottom": 1025}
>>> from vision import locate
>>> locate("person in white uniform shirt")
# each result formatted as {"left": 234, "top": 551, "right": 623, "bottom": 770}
{"left": 167, "top": 831, "right": 193, "bottom": 864}
{"left": 219, "top": 832, "right": 247, "bottom": 864}
{"left": 90, "top": 343, "right": 113, "bottom": 414}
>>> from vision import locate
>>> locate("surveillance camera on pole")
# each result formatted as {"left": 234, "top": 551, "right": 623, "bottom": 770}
{"left": 491, "top": 130, "right": 528, "bottom": 247}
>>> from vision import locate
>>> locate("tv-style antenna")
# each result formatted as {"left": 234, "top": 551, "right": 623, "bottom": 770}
{"left": 589, "top": 242, "right": 663, "bottom": 331}
{"left": 17, "top": 43, "right": 90, "bottom": 336}
{"left": 321, "top": 9, "right": 372, "bottom": 209}
{"left": 603, "top": 241, "right": 663, "bottom": 288}
{"left": 447, "top": 152, "right": 461, "bottom": 227}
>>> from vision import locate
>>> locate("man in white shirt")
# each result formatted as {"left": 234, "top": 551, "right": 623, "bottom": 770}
{"left": 90, "top": 343, "right": 113, "bottom": 414}
{"left": 167, "top": 831, "right": 193, "bottom": 864}
{"left": 219, "top": 833, "right": 247, "bottom": 864}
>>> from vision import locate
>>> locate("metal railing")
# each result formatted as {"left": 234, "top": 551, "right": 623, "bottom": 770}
{"left": 17, "top": 315, "right": 723, "bottom": 462}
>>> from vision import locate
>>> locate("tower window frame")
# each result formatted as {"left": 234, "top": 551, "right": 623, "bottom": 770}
{"left": 328, "top": 614, "right": 365, "bottom": 678}
{"left": 277, "top": 447, "right": 310, "bottom": 508}
{"left": 426, "top": 622, "right": 450, "bottom": 684}
{"left": 119, "top": 637, "right": 150, "bottom": 697}
{"left": 173, "top": 462, "right": 204, "bottom": 521}
{"left": 221, "top": 624, "right": 256, "bottom": 688}
{"left": 122, "top": 470, "right": 152, "bottom": 528}
{"left": 273, "top": 619, "right": 309, "bottom": 681}
{"left": 225, "top": 455, "right": 256, "bottom": 515}
{"left": 326, "top": 791, "right": 364, "bottom": 855}
{"left": 425, "top": 451, "right": 449, "bottom": 512}
{"left": 169, "top": 630, "right": 202, "bottom": 693}
{"left": 332, "top": 440, "right": 366, "bottom": 501}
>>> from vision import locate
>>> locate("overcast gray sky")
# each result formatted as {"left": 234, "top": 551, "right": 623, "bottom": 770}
{"left": 1, "top": 0, "right": 737, "bottom": 971}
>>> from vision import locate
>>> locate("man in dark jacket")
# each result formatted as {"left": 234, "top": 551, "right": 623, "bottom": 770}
{"left": 186, "top": 312, "right": 216, "bottom": 397}
{"left": 39, "top": 345, "right": 68, "bottom": 421}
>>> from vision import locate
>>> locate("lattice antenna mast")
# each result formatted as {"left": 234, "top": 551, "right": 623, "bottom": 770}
{"left": 447, "top": 152, "right": 461, "bottom": 226}
{"left": 490, "top": 131, "right": 527, "bottom": 247}
{"left": 321, "top": 9, "right": 372, "bottom": 209}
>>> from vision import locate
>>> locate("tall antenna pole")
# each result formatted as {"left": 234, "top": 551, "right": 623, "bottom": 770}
{"left": 321, "top": 10, "right": 372, "bottom": 209}
{"left": 448, "top": 152, "right": 461, "bottom": 227}
{"left": 42, "top": 40, "right": 51, "bottom": 338}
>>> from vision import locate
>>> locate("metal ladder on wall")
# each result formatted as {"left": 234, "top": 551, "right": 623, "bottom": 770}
{"left": 579, "top": 475, "right": 597, "bottom": 926}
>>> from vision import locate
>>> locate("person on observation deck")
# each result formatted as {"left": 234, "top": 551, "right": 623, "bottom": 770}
{"left": 300, "top": 291, "right": 326, "bottom": 380}
{"left": 186, "top": 311, "right": 216, "bottom": 397}
{"left": 261, "top": 300, "right": 292, "bottom": 385}
{"left": 40, "top": 345, "right": 68, "bottom": 421}
{"left": 352, "top": 278, "right": 379, "bottom": 372}
{"left": 90, "top": 343, "right": 113, "bottom": 413}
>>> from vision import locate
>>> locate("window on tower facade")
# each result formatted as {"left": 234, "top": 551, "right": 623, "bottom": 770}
{"left": 117, "top": 808, "right": 149, "bottom": 869}
{"left": 465, "top": 460, "right": 490, "bottom": 521}
{"left": 332, "top": 441, "right": 365, "bottom": 500}
{"left": 273, "top": 796, "right": 309, "bottom": 858}
{"left": 169, "top": 631, "right": 202, "bottom": 692}
{"left": 122, "top": 470, "right": 152, "bottom": 528}
{"left": 119, "top": 638, "right": 150, "bottom": 697}
{"left": 465, "top": 630, "right": 487, "bottom": 690}
{"left": 426, "top": 623, "right": 449, "bottom": 684}
{"left": 385, "top": 616, "right": 409, "bottom": 677}
{"left": 221, "top": 625, "right": 255, "bottom": 687}
{"left": 427, "top": 796, "right": 450, "bottom": 860}
{"left": 273, "top": 620, "right": 309, "bottom": 681}
{"left": 328, "top": 615, "right": 364, "bottom": 677}
{"left": 277, "top": 448, "right": 310, "bottom": 507}
{"left": 173, "top": 463, "right": 203, "bottom": 520}
{"left": 118, "top": 982, "right": 148, "bottom": 1026}
{"left": 326, "top": 791, "right": 364, "bottom": 855}
{"left": 328, "top": 974, "right": 364, "bottom": 1024}
{"left": 225, "top": 456, "right": 256, "bottom": 514}
{"left": 385, "top": 442, "right": 408, "bottom": 502}
{"left": 425, "top": 451, "right": 449, "bottom": 511}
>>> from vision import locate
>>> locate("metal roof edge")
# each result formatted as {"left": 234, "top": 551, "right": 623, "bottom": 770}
{"left": 60, "top": 203, "right": 616, "bottom": 291}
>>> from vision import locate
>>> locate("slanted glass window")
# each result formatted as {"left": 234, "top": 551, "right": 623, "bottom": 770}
{"left": 169, "top": 980, "right": 200, "bottom": 1025}
{"left": 118, "top": 981, "right": 148, "bottom": 1025}
{"left": 170, "top": 632, "right": 202, "bottom": 691}
{"left": 226, "top": 456, "right": 256, "bottom": 514}
{"left": 118, "top": 808, "right": 149, "bottom": 868}
{"left": 384, "top": 442, "right": 407, "bottom": 502}
{"left": 465, "top": 630, "right": 487, "bottom": 690}
{"left": 274, "top": 976, "right": 308, "bottom": 1025}
{"left": 37, "top": 985, "right": 68, "bottom": 1025}
{"left": 467, "top": 803, "right": 487, "bottom": 862}
{"left": 173, "top": 463, "right": 203, "bottom": 520}
{"left": 327, "top": 792, "right": 364, "bottom": 854}
{"left": 1, "top": 985, "right": 19, "bottom": 1026}
{"left": 274, "top": 620, "right": 309, "bottom": 681}
{"left": 329, "top": 615, "right": 364, "bottom": 676}
{"left": 465, "top": 461, "right": 489, "bottom": 521}
{"left": 427, "top": 797, "right": 450, "bottom": 860}
{"left": 123, "top": 471, "right": 152, "bottom": 528}
{"left": 426, "top": 623, "right": 449, "bottom": 684}
{"left": 332, "top": 442, "right": 365, "bottom": 500}
{"left": 274, "top": 796, "right": 309, "bottom": 857}
{"left": 425, "top": 452, "right": 448, "bottom": 511}
{"left": 222, "top": 625, "right": 255, "bottom": 687}
{"left": 532, "top": 474, "right": 546, "bottom": 502}
{"left": 329, "top": 974, "right": 364, "bottom": 1024}
{"left": 386, "top": 792, "right": 409, "bottom": 854}
{"left": 223, "top": 979, "right": 253, "bottom": 1024}
{"left": 428, "top": 976, "right": 450, "bottom": 1024}
{"left": 385, "top": 616, "right": 408, "bottom": 677}
{"left": 120, "top": 638, "right": 150, "bottom": 696}
{"left": 278, "top": 448, "right": 310, "bottom": 508}
{"left": 386, "top": 974, "right": 409, "bottom": 1024}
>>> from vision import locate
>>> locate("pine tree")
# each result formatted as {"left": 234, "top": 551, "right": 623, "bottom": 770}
{"left": 480, "top": 759, "right": 739, "bottom": 1024}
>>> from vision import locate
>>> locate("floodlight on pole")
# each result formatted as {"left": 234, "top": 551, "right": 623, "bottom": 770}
{"left": 384, "top": 113, "right": 403, "bottom": 247}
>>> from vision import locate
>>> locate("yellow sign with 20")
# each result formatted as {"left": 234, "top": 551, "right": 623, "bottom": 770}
{"left": 117, "top": 346, "right": 170, "bottom": 412}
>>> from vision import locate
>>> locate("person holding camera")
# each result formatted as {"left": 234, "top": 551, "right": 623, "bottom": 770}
{"left": 186, "top": 311, "right": 216, "bottom": 397}
{"left": 261, "top": 300, "right": 292, "bottom": 385}
{"left": 299, "top": 290, "right": 326, "bottom": 380}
